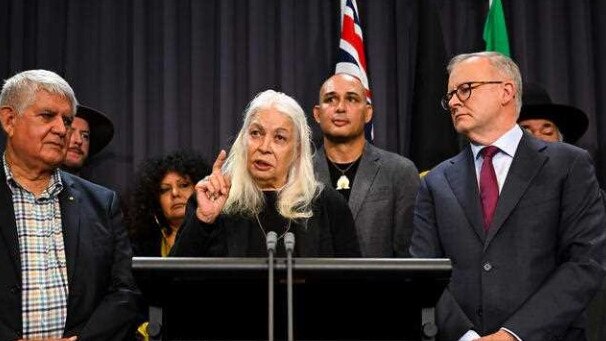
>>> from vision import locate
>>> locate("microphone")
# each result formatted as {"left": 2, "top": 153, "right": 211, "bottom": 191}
{"left": 284, "top": 232, "right": 295, "bottom": 341}
{"left": 284, "top": 232, "right": 295, "bottom": 254}
{"left": 267, "top": 231, "right": 278, "bottom": 252}
{"left": 266, "top": 231, "right": 277, "bottom": 341}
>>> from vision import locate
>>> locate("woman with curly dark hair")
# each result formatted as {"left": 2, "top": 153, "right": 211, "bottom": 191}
{"left": 127, "top": 150, "right": 210, "bottom": 257}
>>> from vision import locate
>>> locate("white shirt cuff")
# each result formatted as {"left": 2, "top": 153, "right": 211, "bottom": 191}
{"left": 501, "top": 327, "right": 523, "bottom": 341}
{"left": 458, "top": 330, "right": 481, "bottom": 341}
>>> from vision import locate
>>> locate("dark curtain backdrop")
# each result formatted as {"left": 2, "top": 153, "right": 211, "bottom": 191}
{"left": 1, "top": 0, "right": 605, "bottom": 194}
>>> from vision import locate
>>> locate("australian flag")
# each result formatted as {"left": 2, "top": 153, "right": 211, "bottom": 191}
{"left": 335, "top": 0, "right": 373, "bottom": 141}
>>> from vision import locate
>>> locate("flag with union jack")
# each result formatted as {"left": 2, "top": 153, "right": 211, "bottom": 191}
{"left": 336, "top": 0, "right": 373, "bottom": 141}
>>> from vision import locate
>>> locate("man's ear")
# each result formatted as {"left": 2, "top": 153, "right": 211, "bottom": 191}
{"left": 312, "top": 105, "right": 322, "bottom": 123}
{"left": 364, "top": 104, "right": 373, "bottom": 124}
{"left": 0, "top": 106, "right": 17, "bottom": 137}
{"left": 501, "top": 81, "right": 516, "bottom": 106}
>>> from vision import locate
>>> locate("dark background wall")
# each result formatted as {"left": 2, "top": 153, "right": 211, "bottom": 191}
{"left": 0, "top": 0, "right": 604, "bottom": 196}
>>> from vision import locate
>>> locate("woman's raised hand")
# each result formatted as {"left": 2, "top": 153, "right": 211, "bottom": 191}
{"left": 194, "top": 150, "right": 231, "bottom": 223}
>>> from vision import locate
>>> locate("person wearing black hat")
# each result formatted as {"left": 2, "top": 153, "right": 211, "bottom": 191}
{"left": 518, "top": 83, "right": 606, "bottom": 340}
{"left": 518, "top": 82, "right": 589, "bottom": 144}
{"left": 62, "top": 104, "right": 114, "bottom": 174}
{"left": 518, "top": 83, "right": 606, "bottom": 341}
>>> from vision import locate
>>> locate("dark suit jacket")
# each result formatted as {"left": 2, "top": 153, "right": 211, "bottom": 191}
{"left": 314, "top": 143, "right": 420, "bottom": 257}
{"left": 170, "top": 186, "right": 361, "bottom": 257}
{"left": 0, "top": 169, "right": 140, "bottom": 340}
{"left": 410, "top": 133, "right": 606, "bottom": 340}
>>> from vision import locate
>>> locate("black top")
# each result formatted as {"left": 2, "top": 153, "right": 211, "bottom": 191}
{"left": 326, "top": 156, "right": 361, "bottom": 201}
{"left": 170, "top": 186, "right": 361, "bottom": 257}
{"left": 131, "top": 231, "right": 164, "bottom": 257}
{"left": 247, "top": 191, "right": 292, "bottom": 257}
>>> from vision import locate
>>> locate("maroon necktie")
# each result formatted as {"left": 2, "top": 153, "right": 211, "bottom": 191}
{"left": 480, "top": 146, "right": 500, "bottom": 231}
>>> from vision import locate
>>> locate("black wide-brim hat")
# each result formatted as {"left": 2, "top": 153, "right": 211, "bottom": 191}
{"left": 76, "top": 105, "right": 115, "bottom": 156}
{"left": 518, "top": 83, "right": 588, "bottom": 144}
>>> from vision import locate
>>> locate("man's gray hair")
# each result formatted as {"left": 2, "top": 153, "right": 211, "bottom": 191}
{"left": 0, "top": 70, "right": 78, "bottom": 116}
{"left": 447, "top": 51, "right": 523, "bottom": 115}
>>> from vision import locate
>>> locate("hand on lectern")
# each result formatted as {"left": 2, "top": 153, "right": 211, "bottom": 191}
{"left": 195, "top": 150, "right": 231, "bottom": 223}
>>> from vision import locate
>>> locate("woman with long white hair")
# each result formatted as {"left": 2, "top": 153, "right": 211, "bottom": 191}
{"left": 171, "top": 90, "right": 360, "bottom": 257}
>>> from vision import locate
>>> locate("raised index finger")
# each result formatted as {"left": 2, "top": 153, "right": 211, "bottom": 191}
{"left": 212, "top": 149, "right": 227, "bottom": 174}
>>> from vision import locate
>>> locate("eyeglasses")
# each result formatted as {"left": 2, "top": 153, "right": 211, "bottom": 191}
{"left": 440, "top": 81, "right": 503, "bottom": 111}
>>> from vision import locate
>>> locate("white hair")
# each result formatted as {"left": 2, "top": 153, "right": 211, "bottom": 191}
{"left": 222, "top": 89, "right": 322, "bottom": 220}
{"left": 0, "top": 70, "right": 77, "bottom": 116}
{"left": 447, "top": 51, "right": 523, "bottom": 115}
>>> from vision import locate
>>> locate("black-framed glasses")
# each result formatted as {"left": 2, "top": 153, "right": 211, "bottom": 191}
{"left": 440, "top": 81, "right": 503, "bottom": 111}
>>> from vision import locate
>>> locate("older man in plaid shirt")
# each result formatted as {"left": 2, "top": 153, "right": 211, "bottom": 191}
{"left": 0, "top": 70, "right": 140, "bottom": 340}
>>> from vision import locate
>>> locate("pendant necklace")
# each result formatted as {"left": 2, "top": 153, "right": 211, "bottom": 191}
{"left": 330, "top": 160, "right": 356, "bottom": 190}
{"left": 255, "top": 213, "right": 292, "bottom": 240}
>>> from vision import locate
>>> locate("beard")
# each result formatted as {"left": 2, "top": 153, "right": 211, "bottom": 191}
{"left": 61, "top": 154, "right": 86, "bottom": 174}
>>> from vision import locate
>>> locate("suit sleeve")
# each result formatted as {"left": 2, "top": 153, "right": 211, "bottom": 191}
{"left": 77, "top": 191, "right": 142, "bottom": 341}
{"left": 393, "top": 159, "right": 420, "bottom": 257}
{"left": 410, "top": 177, "right": 475, "bottom": 340}
{"left": 502, "top": 150, "right": 606, "bottom": 339}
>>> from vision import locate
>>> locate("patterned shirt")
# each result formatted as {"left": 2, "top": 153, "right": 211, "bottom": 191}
{"left": 3, "top": 156, "right": 69, "bottom": 339}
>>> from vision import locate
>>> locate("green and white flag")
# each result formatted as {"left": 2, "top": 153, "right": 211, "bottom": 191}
{"left": 483, "top": 0, "right": 510, "bottom": 56}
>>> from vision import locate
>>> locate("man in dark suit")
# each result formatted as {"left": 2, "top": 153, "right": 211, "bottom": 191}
{"left": 516, "top": 83, "right": 606, "bottom": 341}
{"left": 0, "top": 70, "right": 140, "bottom": 340}
{"left": 410, "top": 52, "right": 606, "bottom": 340}
{"left": 313, "top": 73, "right": 420, "bottom": 257}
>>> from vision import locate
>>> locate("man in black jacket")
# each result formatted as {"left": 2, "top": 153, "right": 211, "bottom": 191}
{"left": 0, "top": 69, "right": 139, "bottom": 340}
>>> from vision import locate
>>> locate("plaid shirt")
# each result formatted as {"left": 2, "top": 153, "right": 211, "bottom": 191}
{"left": 3, "top": 156, "right": 69, "bottom": 339}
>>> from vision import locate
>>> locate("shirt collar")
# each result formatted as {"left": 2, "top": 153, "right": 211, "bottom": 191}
{"left": 3, "top": 154, "right": 14, "bottom": 188}
{"left": 470, "top": 125, "right": 524, "bottom": 160}
{"left": 3, "top": 153, "right": 64, "bottom": 197}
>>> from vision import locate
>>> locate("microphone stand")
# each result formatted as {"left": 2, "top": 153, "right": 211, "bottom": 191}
{"left": 284, "top": 232, "right": 295, "bottom": 341}
{"left": 266, "top": 231, "right": 277, "bottom": 341}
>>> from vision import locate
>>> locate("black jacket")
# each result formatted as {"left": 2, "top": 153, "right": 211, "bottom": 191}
{"left": 171, "top": 186, "right": 361, "bottom": 258}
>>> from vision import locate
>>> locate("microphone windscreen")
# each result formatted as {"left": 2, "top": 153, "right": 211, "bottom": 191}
{"left": 284, "top": 232, "right": 295, "bottom": 252}
{"left": 266, "top": 231, "right": 278, "bottom": 251}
